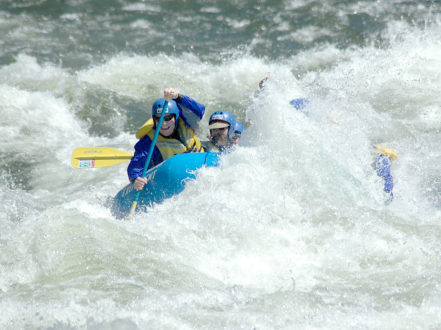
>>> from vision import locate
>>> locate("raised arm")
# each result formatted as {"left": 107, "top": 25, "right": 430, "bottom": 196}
{"left": 127, "top": 137, "right": 163, "bottom": 182}
{"left": 164, "top": 88, "right": 205, "bottom": 129}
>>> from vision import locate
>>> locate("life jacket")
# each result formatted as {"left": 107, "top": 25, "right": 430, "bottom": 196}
{"left": 201, "top": 140, "right": 221, "bottom": 152}
{"left": 136, "top": 118, "right": 204, "bottom": 160}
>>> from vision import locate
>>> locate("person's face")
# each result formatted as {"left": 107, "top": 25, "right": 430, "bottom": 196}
{"left": 231, "top": 135, "right": 241, "bottom": 145}
{"left": 154, "top": 114, "right": 175, "bottom": 137}
{"left": 209, "top": 126, "right": 230, "bottom": 147}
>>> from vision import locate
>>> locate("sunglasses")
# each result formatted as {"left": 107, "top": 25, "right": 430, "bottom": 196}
{"left": 154, "top": 115, "right": 174, "bottom": 122}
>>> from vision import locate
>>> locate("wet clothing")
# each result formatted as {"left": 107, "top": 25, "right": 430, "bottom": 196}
{"left": 127, "top": 94, "right": 205, "bottom": 182}
{"left": 201, "top": 140, "right": 221, "bottom": 152}
{"left": 201, "top": 140, "right": 238, "bottom": 153}
{"left": 146, "top": 117, "right": 203, "bottom": 157}
{"left": 373, "top": 153, "right": 394, "bottom": 199}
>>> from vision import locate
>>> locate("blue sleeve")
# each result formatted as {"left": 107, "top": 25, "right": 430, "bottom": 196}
{"left": 127, "top": 136, "right": 163, "bottom": 181}
{"left": 374, "top": 154, "right": 394, "bottom": 193}
{"left": 176, "top": 94, "right": 205, "bottom": 128}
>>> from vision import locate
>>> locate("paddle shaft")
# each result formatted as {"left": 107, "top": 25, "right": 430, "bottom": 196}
{"left": 126, "top": 99, "right": 170, "bottom": 220}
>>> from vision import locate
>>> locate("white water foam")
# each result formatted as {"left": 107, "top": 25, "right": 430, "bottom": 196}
{"left": 1, "top": 18, "right": 441, "bottom": 329}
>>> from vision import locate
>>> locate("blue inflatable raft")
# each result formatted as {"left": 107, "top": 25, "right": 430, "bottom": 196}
{"left": 111, "top": 152, "right": 220, "bottom": 218}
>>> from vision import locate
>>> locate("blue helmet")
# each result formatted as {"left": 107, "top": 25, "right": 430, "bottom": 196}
{"left": 231, "top": 120, "right": 244, "bottom": 141}
{"left": 152, "top": 98, "right": 180, "bottom": 126}
{"left": 233, "top": 120, "right": 244, "bottom": 134}
{"left": 209, "top": 110, "right": 236, "bottom": 139}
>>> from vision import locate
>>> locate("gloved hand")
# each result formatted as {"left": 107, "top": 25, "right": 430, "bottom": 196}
{"left": 164, "top": 88, "right": 179, "bottom": 100}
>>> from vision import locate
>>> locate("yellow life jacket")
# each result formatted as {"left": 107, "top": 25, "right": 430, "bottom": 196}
{"left": 136, "top": 118, "right": 204, "bottom": 161}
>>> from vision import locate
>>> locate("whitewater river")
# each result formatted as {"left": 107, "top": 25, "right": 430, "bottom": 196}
{"left": 1, "top": 0, "right": 441, "bottom": 328}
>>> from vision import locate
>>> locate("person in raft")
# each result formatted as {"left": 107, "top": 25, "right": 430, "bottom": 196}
{"left": 201, "top": 110, "right": 243, "bottom": 152}
{"left": 231, "top": 120, "right": 244, "bottom": 145}
{"left": 258, "top": 76, "right": 396, "bottom": 200}
{"left": 128, "top": 88, "right": 205, "bottom": 191}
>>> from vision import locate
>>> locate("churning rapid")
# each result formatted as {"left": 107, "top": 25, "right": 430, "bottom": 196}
{"left": 1, "top": 1, "right": 441, "bottom": 329}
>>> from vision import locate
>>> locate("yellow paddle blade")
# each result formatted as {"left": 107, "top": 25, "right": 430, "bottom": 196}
{"left": 372, "top": 144, "right": 398, "bottom": 160}
{"left": 71, "top": 147, "right": 133, "bottom": 168}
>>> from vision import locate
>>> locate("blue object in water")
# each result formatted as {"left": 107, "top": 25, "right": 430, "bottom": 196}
{"left": 374, "top": 154, "right": 394, "bottom": 200}
{"left": 111, "top": 152, "right": 220, "bottom": 219}
{"left": 289, "top": 98, "right": 310, "bottom": 114}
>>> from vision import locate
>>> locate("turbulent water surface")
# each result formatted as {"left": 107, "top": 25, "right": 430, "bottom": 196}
{"left": 1, "top": 0, "right": 441, "bottom": 329}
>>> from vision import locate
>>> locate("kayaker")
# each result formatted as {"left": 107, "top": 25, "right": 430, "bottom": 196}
{"left": 128, "top": 88, "right": 205, "bottom": 191}
{"left": 201, "top": 110, "right": 239, "bottom": 152}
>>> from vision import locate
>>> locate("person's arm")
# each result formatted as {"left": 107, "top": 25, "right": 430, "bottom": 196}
{"left": 164, "top": 88, "right": 205, "bottom": 129}
{"left": 177, "top": 94, "right": 205, "bottom": 129}
{"left": 127, "top": 137, "right": 163, "bottom": 183}
{"left": 177, "top": 94, "right": 205, "bottom": 120}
